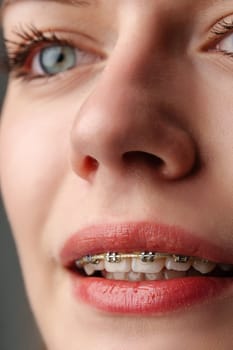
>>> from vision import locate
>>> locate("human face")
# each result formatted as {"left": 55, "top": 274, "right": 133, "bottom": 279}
{"left": 0, "top": 0, "right": 233, "bottom": 349}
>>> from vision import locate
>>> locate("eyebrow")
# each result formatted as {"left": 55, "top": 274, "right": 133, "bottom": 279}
{"left": 1, "top": 0, "right": 229, "bottom": 11}
{"left": 2, "top": 0, "right": 92, "bottom": 10}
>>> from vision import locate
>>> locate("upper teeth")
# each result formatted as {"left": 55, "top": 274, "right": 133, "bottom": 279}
{"left": 74, "top": 252, "right": 233, "bottom": 280}
{"left": 75, "top": 251, "right": 228, "bottom": 275}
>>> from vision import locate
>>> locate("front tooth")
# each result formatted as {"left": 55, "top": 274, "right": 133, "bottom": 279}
{"left": 112, "top": 272, "right": 127, "bottom": 280}
{"left": 164, "top": 270, "right": 186, "bottom": 280}
{"left": 165, "top": 256, "right": 192, "bottom": 271}
{"left": 105, "top": 272, "right": 113, "bottom": 279}
{"left": 132, "top": 258, "right": 165, "bottom": 273}
{"left": 128, "top": 271, "right": 144, "bottom": 281}
{"left": 192, "top": 259, "right": 216, "bottom": 274}
{"left": 145, "top": 272, "right": 164, "bottom": 280}
{"left": 105, "top": 258, "right": 131, "bottom": 272}
{"left": 84, "top": 264, "right": 95, "bottom": 276}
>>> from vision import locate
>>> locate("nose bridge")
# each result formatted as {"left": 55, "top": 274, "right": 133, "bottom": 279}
{"left": 71, "top": 7, "right": 169, "bottom": 155}
{"left": 72, "top": 36, "right": 157, "bottom": 151}
{"left": 71, "top": 52, "right": 159, "bottom": 167}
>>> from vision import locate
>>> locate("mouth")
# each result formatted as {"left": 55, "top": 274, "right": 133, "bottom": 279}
{"left": 60, "top": 222, "right": 233, "bottom": 315}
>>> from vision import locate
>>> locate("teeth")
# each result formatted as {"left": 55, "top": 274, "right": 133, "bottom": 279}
{"left": 111, "top": 272, "right": 127, "bottom": 280}
{"left": 83, "top": 264, "right": 95, "bottom": 276}
{"left": 76, "top": 252, "right": 233, "bottom": 280}
{"left": 132, "top": 258, "right": 165, "bottom": 273}
{"left": 128, "top": 271, "right": 144, "bottom": 281}
{"left": 192, "top": 259, "right": 216, "bottom": 274}
{"left": 165, "top": 256, "right": 192, "bottom": 272}
{"left": 105, "top": 272, "right": 113, "bottom": 280}
{"left": 164, "top": 270, "right": 187, "bottom": 280}
{"left": 105, "top": 258, "right": 131, "bottom": 273}
{"left": 145, "top": 272, "right": 164, "bottom": 280}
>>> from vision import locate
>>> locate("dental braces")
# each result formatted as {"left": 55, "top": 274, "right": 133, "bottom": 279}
{"left": 75, "top": 251, "right": 208, "bottom": 268}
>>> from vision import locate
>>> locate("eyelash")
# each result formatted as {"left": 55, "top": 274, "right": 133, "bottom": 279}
{"left": 4, "top": 24, "right": 77, "bottom": 79}
{"left": 210, "top": 18, "right": 233, "bottom": 58}
{"left": 211, "top": 18, "right": 233, "bottom": 35}
{"left": 3, "top": 18, "right": 233, "bottom": 81}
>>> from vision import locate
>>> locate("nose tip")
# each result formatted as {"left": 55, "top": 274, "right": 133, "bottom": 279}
{"left": 70, "top": 92, "right": 197, "bottom": 182}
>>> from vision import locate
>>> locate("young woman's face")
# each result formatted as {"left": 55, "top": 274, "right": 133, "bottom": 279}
{"left": 0, "top": 0, "right": 233, "bottom": 349}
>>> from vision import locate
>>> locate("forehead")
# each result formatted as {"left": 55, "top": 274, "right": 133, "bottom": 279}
{"left": 2, "top": 0, "right": 91, "bottom": 5}
{"left": 1, "top": 0, "right": 228, "bottom": 7}
{"left": 1, "top": 0, "right": 94, "bottom": 11}
{"left": 1, "top": 0, "right": 231, "bottom": 21}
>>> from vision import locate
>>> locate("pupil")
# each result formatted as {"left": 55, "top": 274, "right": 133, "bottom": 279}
{"left": 40, "top": 46, "right": 76, "bottom": 75}
{"left": 57, "top": 52, "right": 64, "bottom": 63}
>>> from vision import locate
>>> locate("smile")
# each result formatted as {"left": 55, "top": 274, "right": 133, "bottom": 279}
{"left": 74, "top": 251, "right": 233, "bottom": 281}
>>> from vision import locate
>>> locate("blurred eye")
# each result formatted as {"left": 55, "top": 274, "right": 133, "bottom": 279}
{"left": 216, "top": 33, "right": 233, "bottom": 54}
{"left": 32, "top": 44, "right": 99, "bottom": 76}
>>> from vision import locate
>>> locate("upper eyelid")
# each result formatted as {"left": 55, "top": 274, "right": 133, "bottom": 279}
{"left": 4, "top": 27, "right": 107, "bottom": 63}
{"left": 210, "top": 19, "right": 233, "bottom": 35}
{"left": 5, "top": 27, "right": 102, "bottom": 50}
{"left": 3, "top": 23, "right": 107, "bottom": 55}
{"left": 204, "top": 12, "right": 233, "bottom": 36}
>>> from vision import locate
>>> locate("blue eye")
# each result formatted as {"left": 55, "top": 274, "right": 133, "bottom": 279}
{"left": 31, "top": 44, "right": 100, "bottom": 77}
{"left": 38, "top": 45, "right": 76, "bottom": 75}
{"left": 5, "top": 26, "right": 104, "bottom": 80}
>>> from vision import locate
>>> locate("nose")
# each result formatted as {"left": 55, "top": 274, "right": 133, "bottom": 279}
{"left": 70, "top": 45, "right": 196, "bottom": 182}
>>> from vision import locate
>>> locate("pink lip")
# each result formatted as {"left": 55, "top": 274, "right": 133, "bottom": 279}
{"left": 60, "top": 222, "right": 233, "bottom": 266}
{"left": 60, "top": 221, "right": 233, "bottom": 315}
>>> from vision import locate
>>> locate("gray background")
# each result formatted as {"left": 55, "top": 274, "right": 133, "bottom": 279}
{"left": 0, "top": 25, "right": 43, "bottom": 350}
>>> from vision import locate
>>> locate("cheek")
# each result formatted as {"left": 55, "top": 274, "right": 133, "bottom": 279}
{"left": 0, "top": 101, "right": 70, "bottom": 242}
{"left": 192, "top": 66, "right": 233, "bottom": 178}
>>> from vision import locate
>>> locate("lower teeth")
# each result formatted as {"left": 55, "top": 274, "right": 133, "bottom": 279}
{"left": 101, "top": 268, "right": 206, "bottom": 281}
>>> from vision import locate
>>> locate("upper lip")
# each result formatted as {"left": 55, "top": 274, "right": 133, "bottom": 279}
{"left": 59, "top": 221, "right": 233, "bottom": 267}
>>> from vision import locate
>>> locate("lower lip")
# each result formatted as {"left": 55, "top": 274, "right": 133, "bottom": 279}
{"left": 70, "top": 273, "right": 233, "bottom": 314}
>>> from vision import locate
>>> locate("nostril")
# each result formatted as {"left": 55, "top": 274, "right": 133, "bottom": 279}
{"left": 122, "top": 150, "right": 194, "bottom": 180}
{"left": 78, "top": 156, "right": 99, "bottom": 179}
{"left": 84, "top": 156, "right": 99, "bottom": 172}
{"left": 123, "top": 151, "right": 164, "bottom": 169}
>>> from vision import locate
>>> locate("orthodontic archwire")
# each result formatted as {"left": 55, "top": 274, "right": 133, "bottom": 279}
{"left": 75, "top": 251, "right": 209, "bottom": 268}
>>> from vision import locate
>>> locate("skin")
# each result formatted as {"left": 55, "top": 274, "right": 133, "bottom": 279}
{"left": 0, "top": 0, "right": 233, "bottom": 349}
